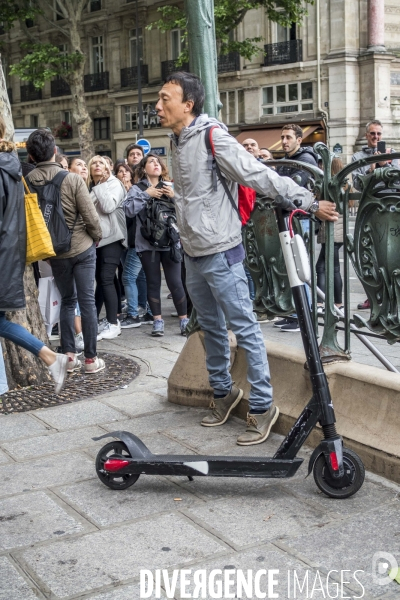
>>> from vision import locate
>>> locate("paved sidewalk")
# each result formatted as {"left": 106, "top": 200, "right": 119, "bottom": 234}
{"left": 0, "top": 294, "right": 399, "bottom": 600}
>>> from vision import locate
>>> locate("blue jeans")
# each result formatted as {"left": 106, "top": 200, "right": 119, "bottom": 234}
{"left": 50, "top": 244, "right": 97, "bottom": 358}
{"left": 122, "top": 248, "right": 148, "bottom": 317}
{"left": 0, "top": 343, "right": 8, "bottom": 394}
{"left": 244, "top": 263, "right": 255, "bottom": 300}
{"left": 185, "top": 252, "right": 273, "bottom": 412}
{"left": 0, "top": 312, "right": 44, "bottom": 357}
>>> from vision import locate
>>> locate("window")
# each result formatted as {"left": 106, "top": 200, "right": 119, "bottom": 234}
{"left": 94, "top": 117, "right": 110, "bottom": 140}
{"left": 220, "top": 90, "right": 245, "bottom": 125}
{"left": 54, "top": 0, "right": 65, "bottom": 21}
{"left": 276, "top": 22, "right": 296, "bottom": 43}
{"left": 261, "top": 82, "right": 313, "bottom": 116}
{"left": 123, "top": 104, "right": 160, "bottom": 131}
{"left": 91, "top": 36, "right": 104, "bottom": 73}
{"left": 0, "top": 22, "right": 5, "bottom": 35}
{"left": 90, "top": 0, "right": 102, "bottom": 11}
{"left": 63, "top": 111, "right": 71, "bottom": 124}
{"left": 171, "top": 29, "right": 185, "bottom": 60}
{"left": 30, "top": 115, "right": 38, "bottom": 128}
{"left": 129, "top": 28, "right": 143, "bottom": 68}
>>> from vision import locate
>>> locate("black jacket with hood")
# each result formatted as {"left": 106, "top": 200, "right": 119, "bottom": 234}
{"left": 276, "top": 147, "right": 319, "bottom": 188}
{"left": 0, "top": 141, "right": 26, "bottom": 311}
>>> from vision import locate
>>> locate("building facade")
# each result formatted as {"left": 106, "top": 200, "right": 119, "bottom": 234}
{"left": 3, "top": 0, "right": 400, "bottom": 165}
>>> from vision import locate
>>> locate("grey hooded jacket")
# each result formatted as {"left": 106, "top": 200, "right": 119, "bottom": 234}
{"left": 169, "top": 114, "right": 314, "bottom": 257}
{"left": 90, "top": 175, "right": 127, "bottom": 249}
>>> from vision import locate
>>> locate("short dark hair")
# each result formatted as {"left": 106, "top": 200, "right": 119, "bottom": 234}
{"left": 26, "top": 128, "right": 56, "bottom": 163}
{"left": 165, "top": 71, "right": 205, "bottom": 117}
{"left": 125, "top": 143, "right": 144, "bottom": 158}
{"left": 281, "top": 124, "right": 303, "bottom": 139}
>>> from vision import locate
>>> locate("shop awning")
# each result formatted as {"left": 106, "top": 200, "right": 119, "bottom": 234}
{"left": 236, "top": 124, "right": 320, "bottom": 152}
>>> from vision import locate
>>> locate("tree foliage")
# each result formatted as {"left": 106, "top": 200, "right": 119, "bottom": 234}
{"left": 9, "top": 43, "right": 83, "bottom": 89}
{"left": 148, "top": 0, "right": 314, "bottom": 63}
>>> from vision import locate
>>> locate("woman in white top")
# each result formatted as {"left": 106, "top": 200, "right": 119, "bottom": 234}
{"left": 88, "top": 155, "right": 127, "bottom": 340}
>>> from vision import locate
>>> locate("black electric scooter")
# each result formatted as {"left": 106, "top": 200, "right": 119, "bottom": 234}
{"left": 94, "top": 197, "right": 365, "bottom": 499}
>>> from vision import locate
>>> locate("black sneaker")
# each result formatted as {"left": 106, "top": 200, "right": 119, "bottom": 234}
{"left": 120, "top": 315, "right": 141, "bottom": 329}
{"left": 141, "top": 312, "right": 154, "bottom": 324}
{"left": 273, "top": 318, "right": 291, "bottom": 328}
{"left": 280, "top": 320, "right": 300, "bottom": 332}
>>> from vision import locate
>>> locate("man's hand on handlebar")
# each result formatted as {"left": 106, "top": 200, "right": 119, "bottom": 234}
{"left": 315, "top": 200, "right": 339, "bottom": 222}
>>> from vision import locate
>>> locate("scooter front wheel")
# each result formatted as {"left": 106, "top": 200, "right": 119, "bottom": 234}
{"left": 313, "top": 448, "right": 365, "bottom": 499}
{"left": 95, "top": 441, "right": 140, "bottom": 490}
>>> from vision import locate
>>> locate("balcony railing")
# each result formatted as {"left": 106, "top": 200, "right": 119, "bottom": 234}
{"left": 218, "top": 52, "right": 240, "bottom": 73}
{"left": 20, "top": 84, "right": 42, "bottom": 102}
{"left": 161, "top": 59, "right": 190, "bottom": 81}
{"left": 120, "top": 65, "right": 149, "bottom": 89}
{"left": 264, "top": 40, "right": 303, "bottom": 67}
{"left": 84, "top": 71, "right": 109, "bottom": 93}
{"left": 7, "top": 88, "right": 12, "bottom": 104}
{"left": 51, "top": 78, "right": 71, "bottom": 97}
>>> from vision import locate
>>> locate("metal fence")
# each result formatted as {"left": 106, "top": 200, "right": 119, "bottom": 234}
{"left": 244, "top": 144, "right": 400, "bottom": 373}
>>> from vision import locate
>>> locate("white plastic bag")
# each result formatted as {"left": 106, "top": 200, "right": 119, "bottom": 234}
{"left": 38, "top": 277, "right": 61, "bottom": 332}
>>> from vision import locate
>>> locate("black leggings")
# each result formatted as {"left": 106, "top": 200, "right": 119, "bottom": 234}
{"left": 95, "top": 241, "right": 124, "bottom": 324}
{"left": 316, "top": 242, "right": 343, "bottom": 305}
{"left": 139, "top": 250, "right": 187, "bottom": 317}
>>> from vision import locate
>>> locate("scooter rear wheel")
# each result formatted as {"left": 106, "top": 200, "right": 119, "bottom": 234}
{"left": 313, "top": 448, "right": 365, "bottom": 499}
{"left": 96, "top": 441, "right": 140, "bottom": 490}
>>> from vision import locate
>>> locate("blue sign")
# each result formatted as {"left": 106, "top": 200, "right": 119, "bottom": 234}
{"left": 152, "top": 147, "right": 166, "bottom": 156}
{"left": 136, "top": 138, "right": 151, "bottom": 155}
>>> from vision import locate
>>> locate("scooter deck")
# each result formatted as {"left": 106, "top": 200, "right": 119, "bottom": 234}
{"left": 94, "top": 431, "right": 303, "bottom": 479}
{"left": 110, "top": 455, "right": 303, "bottom": 478}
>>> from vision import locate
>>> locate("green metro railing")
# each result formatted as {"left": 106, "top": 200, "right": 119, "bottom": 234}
{"left": 186, "top": 143, "right": 400, "bottom": 372}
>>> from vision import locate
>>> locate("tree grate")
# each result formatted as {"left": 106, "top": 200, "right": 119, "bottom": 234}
{"left": 0, "top": 353, "right": 140, "bottom": 415}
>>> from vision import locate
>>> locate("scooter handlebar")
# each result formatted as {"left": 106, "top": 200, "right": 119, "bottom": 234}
{"left": 273, "top": 195, "right": 301, "bottom": 212}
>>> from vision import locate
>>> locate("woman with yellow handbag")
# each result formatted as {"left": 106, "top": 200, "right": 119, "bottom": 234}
{"left": 0, "top": 116, "right": 68, "bottom": 394}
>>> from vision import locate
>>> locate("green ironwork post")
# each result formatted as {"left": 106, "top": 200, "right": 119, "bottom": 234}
{"left": 184, "top": 0, "right": 220, "bottom": 118}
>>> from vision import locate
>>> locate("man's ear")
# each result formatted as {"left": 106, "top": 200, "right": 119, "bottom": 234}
{"left": 184, "top": 100, "right": 194, "bottom": 114}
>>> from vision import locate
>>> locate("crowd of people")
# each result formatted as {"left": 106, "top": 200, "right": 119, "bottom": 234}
{"left": 0, "top": 72, "right": 385, "bottom": 445}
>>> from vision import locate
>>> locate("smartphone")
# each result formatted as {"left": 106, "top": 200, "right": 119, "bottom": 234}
{"left": 377, "top": 140, "right": 386, "bottom": 154}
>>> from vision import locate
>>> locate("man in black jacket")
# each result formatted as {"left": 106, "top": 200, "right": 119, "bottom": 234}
{"left": 276, "top": 123, "right": 319, "bottom": 186}
{"left": 275, "top": 123, "right": 319, "bottom": 331}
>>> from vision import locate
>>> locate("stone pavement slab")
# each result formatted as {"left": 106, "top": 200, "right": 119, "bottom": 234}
{"left": 0, "top": 452, "right": 94, "bottom": 498}
{"left": 56, "top": 475, "right": 202, "bottom": 527}
{"left": 0, "top": 412, "right": 50, "bottom": 442}
{"left": 184, "top": 486, "right": 326, "bottom": 549}
{"left": 284, "top": 502, "right": 400, "bottom": 598}
{"left": 0, "top": 490, "right": 90, "bottom": 551}
{"left": 18, "top": 513, "right": 227, "bottom": 598}
{"left": 102, "top": 407, "right": 204, "bottom": 438}
{"left": 89, "top": 585, "right": 167, "bottom": 599}
{"left": 0, "top": 556, "right": 41, "bottom": 600}
{"left": 100, "top": 390, "right": 174, "bottom": 417}
{"left": 0, "top": 425, "right": 108, "bottom": 461}
{"left": 33, "top": 400, "right": 127, "bottom": 430}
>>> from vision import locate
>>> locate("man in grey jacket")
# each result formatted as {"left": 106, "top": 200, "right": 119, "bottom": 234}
{"left": 156, "top": 72, "right": 338, "bottom": 446}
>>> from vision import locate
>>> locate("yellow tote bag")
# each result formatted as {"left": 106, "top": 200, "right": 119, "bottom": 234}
{"left": 23, "top": 177, "right": 56, "bottom": 264}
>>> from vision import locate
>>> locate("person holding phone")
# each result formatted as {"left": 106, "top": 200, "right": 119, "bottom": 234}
{"left": 123, "top": 153, "right": 189, "bottom": 337}
{"left": 351, "top": 120, "right": 400, "bottom": 309}
{"left": 88, "top": 156, "right": 127, "bottom": 340}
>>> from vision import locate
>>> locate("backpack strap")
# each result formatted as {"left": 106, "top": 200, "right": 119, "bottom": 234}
{"left": 205, "top": 125, "right": 241, "bottom": 220}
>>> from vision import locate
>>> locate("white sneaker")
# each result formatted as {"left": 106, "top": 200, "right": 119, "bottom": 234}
{"left": 48, "top": 354, "right": 68, "bottom": 394}
{"left": 67, "top": 355, "right": 81, "bottom": 373}
{"left": 84, "top": 356, "right": 106, "bottom": 374}
{"left": 97, "top": 318, "right": 109, "bottom": 341}
{"left": 100, "top": 320, "right": 121, "bottom": 340}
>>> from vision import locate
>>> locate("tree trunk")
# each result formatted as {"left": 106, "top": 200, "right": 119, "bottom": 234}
{"left": 1, "top": 266, "right": 51, "bottom": 389}
{"left": 65, "top": 4, "right": 95, "bottom": 163}
{"left": 0, "top": 57, "right": 51, "bottom": 390}
{"left": 0, "top": 55, "right": 14, "bottom": 140}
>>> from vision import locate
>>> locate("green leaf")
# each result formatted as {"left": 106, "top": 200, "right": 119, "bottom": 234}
{"left": 389, "top": 567, "right": 400, "bottom": 584}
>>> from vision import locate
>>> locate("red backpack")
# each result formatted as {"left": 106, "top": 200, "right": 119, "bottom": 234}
{"left": 205, "top": 125, "right": 255, "bottom": 225}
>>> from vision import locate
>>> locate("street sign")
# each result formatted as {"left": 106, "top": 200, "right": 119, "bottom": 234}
{"left": 333, "top": 143, "right": 343, "bottom": 154}
{"left": 136, "top": 138, "right": 151, "bottom": 155}
{"left": 152, "top": 147, "right": 166, "bottom": 156}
